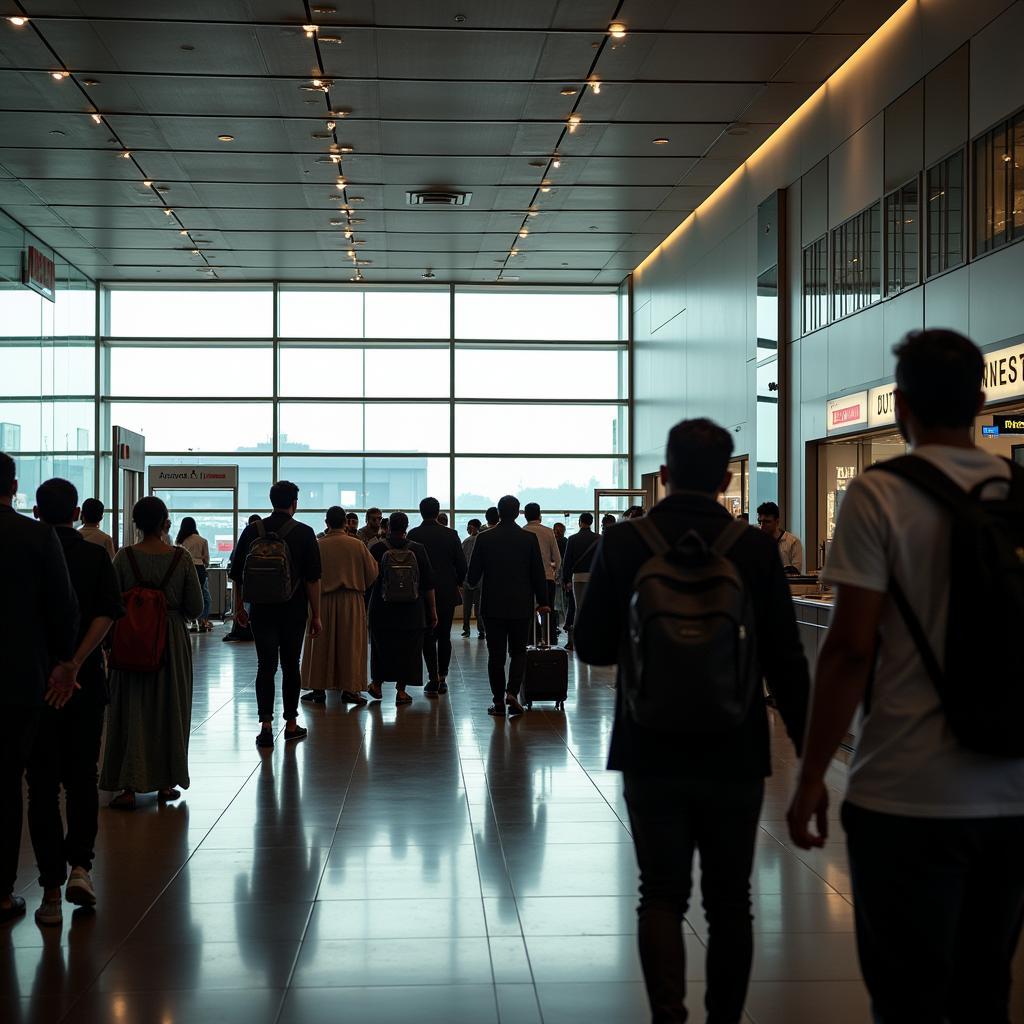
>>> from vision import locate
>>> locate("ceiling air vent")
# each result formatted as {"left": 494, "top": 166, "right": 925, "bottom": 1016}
{"left": 406, "top": 190, "right": 472, "bottom": 207}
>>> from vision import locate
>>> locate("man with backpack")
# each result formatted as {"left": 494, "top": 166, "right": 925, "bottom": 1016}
{"left": 575, "top": 419, "right": 809, "bottom": 1024}
{"left": 788, "top": 329, "right": 1024, "bottom": 1024}
{"left": 231, "top": 481, "right": 322, "bottom": 749}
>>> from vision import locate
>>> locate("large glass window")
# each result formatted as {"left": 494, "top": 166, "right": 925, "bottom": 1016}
{"left": 831, "top": 202, "right": 882, "bottom": 320}
{"left": 455, "top": 346, "right": 626, "bottom": 400}
{"left": 927, "top": 150, "right": 965, "bottom": 277}
{"left": 455, "top": 457, "right": 627, "bottom": 510}
{"left": 107, "top": 288, "right": 273, "bottom": 338}
{"left": 975, "top": 110, "right": 1024, "bottom": 255}
{"left": 455, "top": 290, "right": 619, "bottom": 340}
{"left": 801, "top": 236, "right": 828, "bottom": 334}
{"left": 455, "top": 404, "right": 625, "bottom": 455}
{"left": 103, "top": 401, "right": 273, "bottom": 453}
{"left": 278, "top": 287, "right": 449, "bottom": 339}
{"left": 278, "top": 345, "right": 449, "bottom": 398}
{"left": 885, "top": 178, "right": 920, "bottom": 295}
{"left": 107, "top": 345, "right": 273, "bottom": 397}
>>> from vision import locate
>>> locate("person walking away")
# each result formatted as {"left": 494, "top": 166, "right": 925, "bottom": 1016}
{"left": 601, "top": 513, "right": 617, "bottom": 534}
{"left": 357, "top": 507, "right": 383, "bottom": 546}
{"left": 466, "top": 495, "right": 549, "bottom": 718}
{"left": 232, "top": 481, "right": 322, "bottom": 750}
{"left": 575, "top": 419, "right": 809, "bottom": 1024}
{"left": 101, "top": 496, "right": 203, "bottom": 810}
{"left": 79, "top": 497, "right": 115, "bottom": 559}
{"left": 27, "top": 478, "right": 124, "bottom": 925}
{"left": 481, "top": 506, "right": 499, "bottom": 532}
{"left": 560, "top": 512, "right": 598, "bottom": 652}
{"left": 0, "top": 453, "right": 78, "bottom": 925}
{"left": 223, "top": 514, "right": 260, "bottom": 643}
{"left": 367, "top": 512, "right": 437, "bottom": 705}
{"left": 176, "top": 516, "right": 212, "bottom": 632}
{"left": 409, "top": 497, "right": 467, "bottom": 696}
{"left": 300, "top": 506, "right": 378, "bottom": 707}
{"left": 552, "top": 521, "right": 568, "bottom": 636}
{"left": 522, "top": 502, "right": 561, "bottom": 645}
{"left": 788, "top": 329, "right": 1024, "bottom": 1024}
{"left": 461, "top": 519, "right": 485, "bottom": 639}
{"left": 756, "top": 501, "right": 803, "bottom": 574}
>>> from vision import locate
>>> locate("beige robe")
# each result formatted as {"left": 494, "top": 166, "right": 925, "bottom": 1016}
{"left": 301, "top": 530, "right": 378, "bottom": 691}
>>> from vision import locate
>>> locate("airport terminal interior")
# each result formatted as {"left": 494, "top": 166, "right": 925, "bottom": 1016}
{"left": 3, "top": 0, "right": 1024, "bottom": 1021}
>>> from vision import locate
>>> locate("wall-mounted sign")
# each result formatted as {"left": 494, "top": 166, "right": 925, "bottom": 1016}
{"left": 148, "top": 465, "right": 239, "bottom": 489}
{"left": 982, "top": 340, "right": 1024, "bottom": 404}
{"left": 868, "top": 384, "right": 897, "bottom": 428}
{"left": 22, "top": 245, "right": 55, "bottom": 302}
{"left": 826, "top": 392, "right": 868, "bottom": 433}
{"left": 993, "top": 414, "right": 1024, "bottom": 435}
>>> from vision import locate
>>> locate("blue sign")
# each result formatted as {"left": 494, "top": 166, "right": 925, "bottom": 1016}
{"left": 983, "top": 425, "right": 1001, "bottom": 437}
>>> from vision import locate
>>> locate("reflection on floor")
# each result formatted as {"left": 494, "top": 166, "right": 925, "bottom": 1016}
{"left": 5, "top": 628, "right": 1024, "bottom": 1023}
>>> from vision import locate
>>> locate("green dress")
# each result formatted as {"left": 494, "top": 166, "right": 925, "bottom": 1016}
{"left": 100, "top": 547, "right": 203, "bottom": 793}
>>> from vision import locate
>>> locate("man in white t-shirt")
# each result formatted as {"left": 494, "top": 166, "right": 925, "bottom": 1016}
{"left": 787, "top": 329, "right": 1024, "bottom": 1024}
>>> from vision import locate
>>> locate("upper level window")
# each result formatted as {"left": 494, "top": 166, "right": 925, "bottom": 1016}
{"left": 974, "top": 110, "right": 1024, "bottom": 256}
{"left": 926, "top": 150, "right": 964, "bottom": 276}
{"left": 831, "top": 203, "right": 881, "bottom": 320}
{"left": 801, "top": 236, "right": 828, "bottom": 334}
{"left": 885, "top": 179, "right": 920, "bottom": 296}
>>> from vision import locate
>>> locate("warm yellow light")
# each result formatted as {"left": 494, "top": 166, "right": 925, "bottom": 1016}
{"left": 335, "top": 177, "right": 346, "bottom": 189}
{"left": 303, "top": 24, "right": 317, "bottom": 36}
{"left": 588, "top": 79, "right": 601, "bottom": 94}
{"left": 325, "top": 120, "right": 336, "bottom": 131}
{"left": 51, "top": 70, "right": 69, "bottom": 81}
{"left": 142, "top": 180, "right": 152, "bottom": 187}
{"left": 567, "top": 114, "right": 581, "bottom": 133}
{"left": 163, "top": 208, "right": 173, "bottom": 215}
{"left": 518, "top": 228, "right": 529, "bottom": 238}
{"left": 608, "top": 23, "right": 626, "bottom": 38}
{"left": 7, "top": 16, "right": 28, "bottom": 26}
{"left": 552, "top": 156, "right": 561, "bottom": 168}
{"left": 120, "top": 151, "right": 131, "bottom": 159}
{"left": 91, "top": 113, "right": 102, "bottom": 124}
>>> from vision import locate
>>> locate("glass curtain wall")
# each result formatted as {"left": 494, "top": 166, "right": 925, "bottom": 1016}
{"left": 0, "top": 210, "right": 96, "bottom": 511}
{"left": 99, "top": 286, "right": 627, "bottom": 554}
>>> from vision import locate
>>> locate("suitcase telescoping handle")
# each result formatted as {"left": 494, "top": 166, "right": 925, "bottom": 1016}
{"left": 535, "top": 608, "right": 550, "bottom": 650}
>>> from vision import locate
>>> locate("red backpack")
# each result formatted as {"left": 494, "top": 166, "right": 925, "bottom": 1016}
{"left": 110, "top": 547, "right": 184, "bottom": 673}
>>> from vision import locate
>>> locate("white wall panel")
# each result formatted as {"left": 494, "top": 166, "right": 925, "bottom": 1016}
{"left": 829, "top": 114, "right": 885, "bottom": 225}
{"left": 969, "top": 244, "right": 1024, "bottom": 346}
{"left": 827, "top": 304, "right": 885, "bottom": 393}
{"left": 924, "top": 266, "right": 970, "bottom": 333}
{"left": 882, "top": 287, "right": 925, "bottom": 377}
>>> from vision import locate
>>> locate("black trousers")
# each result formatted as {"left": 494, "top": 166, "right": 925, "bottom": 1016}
{"left": 423, "top": 602, "right": 456, "bottom": 683}
{"left": 252, "top": 606, "right": 307, "bottom": 722}
{"left": 26, "top": 698, "right": 106, "bottom": 888}
{"left": 624, "top": 774, "right": 764, "bottom": 1024}
{"left": 544, "top": 580, "right": 558, "bottom": 642}
{"left": 462, "top": 586, "right": 483, "bottom": 634}
{"left": 843, "top": 801, "right": 1024, "bottom": 1024}
{"left": 563, "top": 585, "right": 576, "bottom": 631}
{"left": 484, "top": 616, "right": 531, "bottom": 703}
{"left": 1, "top": 703, "right": 41, "bottom": 899}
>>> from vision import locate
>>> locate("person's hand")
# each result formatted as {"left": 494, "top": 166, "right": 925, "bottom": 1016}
{"left": 308, "top": 615, "right": 323, "bottom": 639}
{"left": 430, "top": 610, "right": 439, "bottom": 629}
{"left": 787, "top": 777, "right": 830, "bottom": 850}
{"left": 45, "top": 661, "right": 80, "bottom": 709}
{"left": 235, "top": 606, "right": 249, "bottom": 629}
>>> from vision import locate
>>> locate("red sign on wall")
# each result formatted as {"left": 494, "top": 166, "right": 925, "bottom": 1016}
{"left": 22, "top": 246, "right": 56, "bottom": 302}
{"left": 831, "top": 403, "right": 863, "bottom": 427}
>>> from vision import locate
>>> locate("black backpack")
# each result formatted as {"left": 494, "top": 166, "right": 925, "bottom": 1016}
{"left": 625, "top": 517, "right": 758, "bottom": 735}
{"left": 870, "top": 455, "right": 1024, "bottom": 757}
{"left": 381, "top": 542, "right": 420, "bottom": 603}
{"left": 242, "top": 519, "right": 298, "bottom": 604}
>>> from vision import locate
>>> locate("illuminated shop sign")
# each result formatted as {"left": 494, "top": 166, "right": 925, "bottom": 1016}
{"left": 22, "top": 245, "right": 55, "bottom": 302}
{"left": 826, "top": 392, "right": 867, "bottom": 433}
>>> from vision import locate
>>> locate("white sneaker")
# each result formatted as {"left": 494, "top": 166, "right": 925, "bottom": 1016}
{"left": 35, "top": 895, "right": 63, "bottom": 927}
{"left": 65, "top": 868, "right": 96, "bottom": 907}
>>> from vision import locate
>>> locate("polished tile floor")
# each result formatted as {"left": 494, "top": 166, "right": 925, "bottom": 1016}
{"left": 5, "top": 627, "right": 1024, "bottom": 1023}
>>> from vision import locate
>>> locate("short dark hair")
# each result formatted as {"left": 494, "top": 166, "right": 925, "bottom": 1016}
{"left": 269, "top": 480, "right": 299, "bottom": 510}
{"left": 346, "top": 512, "right": 358, "bottom": 523}
{"left": 497, "top": 495, "right": 520, "bottom": 520}
{"left": 389, "top": 510, "right": 409, "bottom": 534}
{"left": 366, "top": 507, "right": 382, "bottom": 517}
{"left": 579, "top": 512, "right": 594, "bottom": 527}
{"left": 602, "top": 513, "right": 616, "bottom": 525}
{"left": 175, "top": 515, "right": 198, "bottom": 544}
{"left": 757, "top": 502, "right": 780, "bottom": 519}
{"left": 248, "top": 513, "right": 261, "bottom": 524}
{"left": 0, "top": 452, "right": 15, "bottom": 497}
{"left": 665, "top": 418, "right": 733, "bottom": 493}
{"left": 485, "top": 506, "right": 499, "bottom": 525}
{"left": 523, "top": 502, "right": 541, "bottom": 522}
{"left": 419, "top": 496, "right": 440, "bottom": 519}
{"left": 326, "top": 505, "right": 346, "bottom": 529}
{"left": 36, "top": 478, "right": 78, "bottom": 525}
{"left": 894, "top": 329, "right": 984, "bottom": 429}
{"left": 133, "top": 495, "right": 168, "bottom": 537}
{"left": 467, "top": 518, "right": 482, "bottom": 531}
{"left": 81, "top": 497, "right": 104, "bottom": 524}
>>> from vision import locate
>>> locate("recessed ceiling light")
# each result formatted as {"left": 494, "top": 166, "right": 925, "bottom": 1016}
{"left": 180, "top": 44, "right": 195, "bottom": 51}
{"left": 120, "top": 150, "right": 131, "bottom": 159}
{"left": 588, "top": 78, "right": 601, "bottom": 94}
{"left": 528, "top": 210, "right": 539, "bottom": 217}
{"left": 311, "top": 131, "right": 332, "bottom": 140}
{"left": 302, "top": 23, "right": 317, "bottom": 37}
{"left": 318, "top": 35, "right": 342, "bottom": 44}
{"left": 312, "top": 5, "right": 336, "bottom": 12}
{"left": 652, "top": 137, "right": 670, "bottom": 145}
{"left": 163, "top": 208, "right": 173, "bottom": 215}
{"left": 608, "top": 22, "right": 627, "bottom": 38}
{"left": 83, "top": 79, "right": 100, "bottom": 86}
{"left": 179, "top": 229, "right": 188, "bottom": 235}
{"left": 529, "top": 160, "right": 545, "bottom": 168}
{"left": 422, "top": 270, "right": 436, "bottom": 279}
{"left": 567, "top": 114, "right": 581, "bottom": 133}
{"left": 338, "top": 145, "right": 353, "bottom": 153}
{"left": 191, "top": 248, "right": 200, "bottom": 255}
{"left": 142, "top": 180, "right": 152, "bottom": 187}
{"left": 552, "top": 155, "right": 561, "bottom": 169}
{"left": 560, "top": 87, "right": 577, "bottom": 96}
{"left": 335, "top": 176, "right": 347, "bottom": 188}
{"left": 50, "top": 70, "right": 69, "bottom": 81}
{"left": 518, "top": 228, "right": 529, "bottom": 238}
{"left": 49, "top": 129, "right": 65, "bottom": 136}
{"left": 217, "top": 134, "right": 235, "bottom": 142}
{"left": 90, "top": 113, "right": 102, "bottom": 124}
{"left": 7, "top": 16, "right": 28, "bottom": 26}
{"left": 348, "top": 196, "right": 365, "bottom": 203}
{"left": 454, "top": 13, "right": 466, "bottom": 23}
{"left": 325, "top": 120, "right": 336, "bottom": 131}
{"left": 726, "top": 124, "right": 750, "bottom": 136}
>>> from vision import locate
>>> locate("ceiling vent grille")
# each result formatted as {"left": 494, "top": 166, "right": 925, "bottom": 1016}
{"left": 406, "top": 190, "right": 472, "bottom": 207}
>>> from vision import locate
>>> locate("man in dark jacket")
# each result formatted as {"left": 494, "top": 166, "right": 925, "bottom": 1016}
{"left": 575, "top": 419, "right": 810, "bottom": 1024}
{"left": 409, "top": 497, "right": 467, "bottom": 696}
{"left": 560, "top": 511, "right": 598, "bottom": 651}
{"left": 466, "top": 494, "right": 549, "bottom": 717}
{"left": 28, "top": 478, "right": 124, "bottom": 926}
{"left": 0, "top": 454, "right": 79, "bottom": 924}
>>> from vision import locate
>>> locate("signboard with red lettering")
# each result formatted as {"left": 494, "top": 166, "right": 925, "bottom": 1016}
{"left": 21, "top": 246, "right": 55, "bottom": 302}
{"left": 826, "top": 392, "right": 868, "bottom": 433}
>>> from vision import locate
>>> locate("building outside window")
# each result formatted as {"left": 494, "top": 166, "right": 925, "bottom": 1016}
{"left": 974, "top": 109, "right": 1024, "bottom": 256}
{"left": 801, "top": 235, "right": 828, "bottom": 334}
{"left": 831, "top": 202, "right": 882, "bottom": 320}
{"left": 926, "top": 150, "right": 965, "bottom": 276}
{"left": 885, "top": 178, "right": 920, "bottom": 295}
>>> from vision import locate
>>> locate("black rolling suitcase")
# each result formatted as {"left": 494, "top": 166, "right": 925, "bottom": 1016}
{"left": 520, "top": 612, "right": 569, "bottom": 711}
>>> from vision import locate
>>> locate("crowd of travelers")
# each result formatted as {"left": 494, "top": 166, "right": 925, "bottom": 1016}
{"left": 1, "top": 328, "right": 1021, "bottom": 1024}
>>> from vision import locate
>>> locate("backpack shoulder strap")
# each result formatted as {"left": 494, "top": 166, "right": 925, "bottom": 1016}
{"left": 123, "top": 546, "right": 145, "bottom": 587}
{"left": 276, "top": 517, "right": 297, "bottom": 539}
{"left": 158, "top": 547, "right": 185, "bottom": 591}
{"left": 254, "top": 520, "right": 266, "bottom": 539}
{"left": 632, "top": 516, "right": 670, "bottom": 557}
{"left": 710, "top": 519, "right": 749, "bottom": 557}
{"left": 868, "top": 455, "right": 974, "bottom": 517}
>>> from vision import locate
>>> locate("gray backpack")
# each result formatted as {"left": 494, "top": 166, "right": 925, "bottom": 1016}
{"left": 625, "top": 518, "right": 757, "bottom": 735}
{"left": 242, "top": 519, "right": 298, "bottom": 604}
{"left": 381, "top": 543, "right": 420, "bottom": 603}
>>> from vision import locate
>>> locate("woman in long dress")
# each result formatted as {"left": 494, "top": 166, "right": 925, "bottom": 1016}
{"left": 300, "top": 506, "right": 379, "bottom": 706}
{"left": 367, "top": 512, "right": 437, "bottom": 706}
{"left": 101, "top": 496, "right": 203, "bottom": 810}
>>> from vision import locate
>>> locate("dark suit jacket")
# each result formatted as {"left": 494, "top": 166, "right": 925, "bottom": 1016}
{"left": 408, "top": 519, "right": 466, "bottom": 607}
{"left": 466, "top": 520, "right": 547, "bottom": 620}
{"left": 0, "top": 505, "right": 79, "bottom": 707}
{"left": 575, "top": 493, "right": 810, "bottom": 780}
{"left": 562, "top": 527, "right": 598, "bottom": 580}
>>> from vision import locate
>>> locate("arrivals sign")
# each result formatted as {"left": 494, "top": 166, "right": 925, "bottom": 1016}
{"left": 826, "top": 392, "right": 867, "bottom": 433}
{"left": 22, "top": 246, "right": 55, "bottom": 302}
{"left": 148, "top": 465, "right": 239, "bottom": 489}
